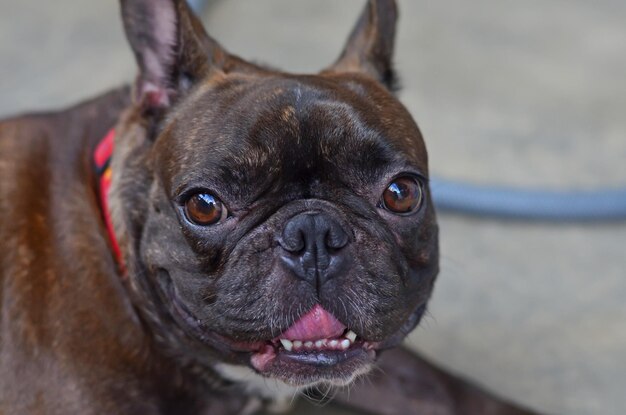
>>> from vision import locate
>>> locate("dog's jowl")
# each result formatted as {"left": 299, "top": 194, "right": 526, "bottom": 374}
{"left": 0, "top": 1, "right": 538, "bottom": 414}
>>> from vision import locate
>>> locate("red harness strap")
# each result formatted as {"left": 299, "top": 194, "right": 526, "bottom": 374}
{"left": 94, "top": 129, "right": 125, "bottom": 273}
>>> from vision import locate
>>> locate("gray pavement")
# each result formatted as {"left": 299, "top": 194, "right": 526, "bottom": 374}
{"left": 1, "top": 1, "right": 625, "bottom": 414}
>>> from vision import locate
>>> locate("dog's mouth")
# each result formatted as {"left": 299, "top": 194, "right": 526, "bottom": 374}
{"left": 247, "top": 305, "right": 377, "bottom": 385}
{"left": 159, "top": 273, "right": 409, "bottom": 386}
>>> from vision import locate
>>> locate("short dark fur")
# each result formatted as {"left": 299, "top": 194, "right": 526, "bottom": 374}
{"left": 0, "top": 0, "right": 539, "bottom": 414}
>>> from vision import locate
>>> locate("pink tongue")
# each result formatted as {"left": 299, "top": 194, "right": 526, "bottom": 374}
{"left": 279, "top": 304, "right": 346, "bottom": 341}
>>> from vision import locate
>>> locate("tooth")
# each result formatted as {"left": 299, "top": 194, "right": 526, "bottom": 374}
{"left": 340, "top": 339, "right": 351, "bottom": 349}
{"left": 304, "top": 341, "right": 313, "bottom": 348}
{"left": 315, "top": 340, "right": 324, "bottom": 348}
{"left": 346, "top": 330, "right": 357, "bottom": 342}
{"left": 329, "top": 340, "right": 339, "bottom": 348}
{"left": 280, "top": 339, "right": 293, "bottom": 352}
{"left": 293, "top": 340, "right": 302, "bottom": 349}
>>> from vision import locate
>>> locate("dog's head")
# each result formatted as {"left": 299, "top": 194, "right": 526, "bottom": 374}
{"left": 111, "top": 0, "right": 438, "bottom": 389}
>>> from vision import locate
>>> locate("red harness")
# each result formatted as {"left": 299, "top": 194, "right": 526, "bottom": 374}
{"left": 94, "top": 129, "right": 125, "bottom": 273}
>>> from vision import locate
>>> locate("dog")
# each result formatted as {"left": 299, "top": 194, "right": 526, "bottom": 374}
{"left": 0, "top": 0, "right": 540, "bottom": 414}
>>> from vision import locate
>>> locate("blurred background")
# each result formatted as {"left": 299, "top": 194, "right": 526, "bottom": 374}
{"left": 1, "top": 0, "right": 625, "bottom": 414}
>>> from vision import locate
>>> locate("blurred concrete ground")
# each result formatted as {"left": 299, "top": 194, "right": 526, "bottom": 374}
{"left": 1, "top": 0, "right": 625, "bottom": 414}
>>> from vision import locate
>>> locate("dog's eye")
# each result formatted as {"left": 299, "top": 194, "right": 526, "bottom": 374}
{"left": 184, "top": 193, "right": 227, "bottom": 226}
{"left": 381, "top": 176, "right": 423, "bottom": 214}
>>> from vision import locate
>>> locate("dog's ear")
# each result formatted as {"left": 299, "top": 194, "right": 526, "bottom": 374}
{"left": 325, "top": 0, "right": 398, "bottom": 91}
{"left": 120, "top": 0, "right": 227, "bottom": 112}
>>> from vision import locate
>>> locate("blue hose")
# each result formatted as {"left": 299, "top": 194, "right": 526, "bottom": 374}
{"left": 430, "top": 177, "right": 626, "bottom": 221}
{"left": 187, "top": 0, "right": 208, "bottom": 13}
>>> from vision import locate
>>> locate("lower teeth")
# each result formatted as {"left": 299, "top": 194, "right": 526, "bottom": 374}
{"left": 278, "top": 333, "right": 357, "bottom": 352}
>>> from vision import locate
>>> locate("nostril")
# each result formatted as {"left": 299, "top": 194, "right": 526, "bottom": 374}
{"left": 325, "top": 228, "right": 349, "bottom": 251}
{"left": 279, "top": 220, "right": 309, "bottom": 253}
{"left": 278, "top": 233, "right": 305, "bottom": 254}
{"left": 315, "top": 215, "right": 349, "bottom": 252}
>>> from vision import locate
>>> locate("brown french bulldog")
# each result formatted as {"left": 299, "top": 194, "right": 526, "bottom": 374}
{"left": 0, "top": 1, "right": 540, "bottom": 414}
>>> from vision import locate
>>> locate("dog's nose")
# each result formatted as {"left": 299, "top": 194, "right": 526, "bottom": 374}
{"left": 278, "top": 212, "right": 350, "bottom": 289}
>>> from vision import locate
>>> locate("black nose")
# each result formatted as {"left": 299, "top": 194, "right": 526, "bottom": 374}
{"left": 278, "top": 212, "right": 350, "bottom": 289}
